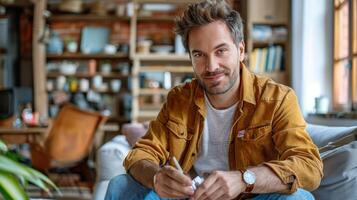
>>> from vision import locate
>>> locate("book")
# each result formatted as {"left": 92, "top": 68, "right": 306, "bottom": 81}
{"left": 260, "top": 48, "right": 268, "bottom": 73}
{"left": 274, "top": 46, "right": 283, "bottom": 71}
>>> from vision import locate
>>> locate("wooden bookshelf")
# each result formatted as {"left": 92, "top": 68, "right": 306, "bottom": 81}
{"left": 48, "top": 15, "right": 131, "bottom": 22}
{"left": 46, "top": 53, "right": 129, "bottom": 60}
{"left": 133, "top": 53, "right": 190, "bottom": 61}
{"left": 46, "top": 72, "right": 129, "bottom": 79}
{"left": 237, "top": 0, "right": 291, "bottom": 86}
{"left": 137, "top": 16, "right": 177, "bottom": 22}
{"left": 138, "top": 88, "right": 169, "bottom": 95}
{"left": 138, "top": 66, "right": 192, "bottom": 73}
{"left": 134, "top": 0, "right": 198, "bottom": 4}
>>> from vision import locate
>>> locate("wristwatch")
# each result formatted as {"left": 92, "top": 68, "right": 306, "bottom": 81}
{"left": 240, "top": 169, "right": 256, "bottom": 193}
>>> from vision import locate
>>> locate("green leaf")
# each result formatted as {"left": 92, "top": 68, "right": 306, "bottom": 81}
{"left": 25, "top": 167, "right": 61, "bottom": 195}
{"left": 0, "top": 140, "right": 7, "bottom": 153}
{"left": 0, "top": 155, "right": 56, "bottom": 193}
{"left": 0, "top": 155, "right": 36, "bottom": 181}
{"left": 0, "top": 170, "right": 28, "bottom": 200}
{"left": 0, "top": 143, "right": 60, "bottom": 198}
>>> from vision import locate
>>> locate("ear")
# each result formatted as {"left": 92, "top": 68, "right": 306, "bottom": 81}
{"left": 238, "top": 41, "right": 245, "bottom": 62}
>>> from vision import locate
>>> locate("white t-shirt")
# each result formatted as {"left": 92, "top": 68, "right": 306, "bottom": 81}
{"left": 194, "top": 94, "right": 238, "bottom": 176}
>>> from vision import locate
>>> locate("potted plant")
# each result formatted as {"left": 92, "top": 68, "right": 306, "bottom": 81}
{"left": 0, "top": 139, "right": 60, "bottom": 200}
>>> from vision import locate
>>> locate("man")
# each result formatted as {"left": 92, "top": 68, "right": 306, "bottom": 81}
{"left": 105, "top": 0, "right": 323, "bottom": 199}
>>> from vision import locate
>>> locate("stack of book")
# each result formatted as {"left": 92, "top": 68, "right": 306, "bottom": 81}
{"left": 248, "top": 45, "right": 284, "bottom": 74}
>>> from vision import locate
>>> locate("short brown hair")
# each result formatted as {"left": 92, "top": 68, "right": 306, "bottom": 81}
{"left": 175, "top": 0, "right": 244, "bottom": 51}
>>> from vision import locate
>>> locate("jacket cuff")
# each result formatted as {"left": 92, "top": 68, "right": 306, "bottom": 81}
{"left": 263, "top": 162, "right": 299, "bottom": 194}
{"left": 124, "top": 149, "right": 161, "bottom": 173}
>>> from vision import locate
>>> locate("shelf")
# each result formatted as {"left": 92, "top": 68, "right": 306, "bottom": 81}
{"left": 46, "top": 53, "right": 129, "bottom": 60}
{"left": 107, "top": 116, "right": 131, "bottom": 124}
{"left": 134, "top": 0, "right": 198, "bottom": 4}
{"left": 137, "top": 15, "right": 176, "bottom": 22}
{"left": 138, "top": 88, "right": 169, "bottom": 95}
{"left": 139, "top": 66, "right": 193, "bottom": 73}
{"left": 139, "top": 104, "right": 162, "bottom": 110}
{"left": 0, "top": 0, "right": 32, "bottom": 7}
{"left": 252, "top": 22, "right": 289, "bottom": 26}
{"left": 47, "top": 72, "right": 129, "bottom": 79}
{"left": 137, "top": 110, "right": 159, "bottom": 118}
{"left": 256, "top": 71, "right": 288, "bottom": 85}
{"left": 47, "top": 89, "right": 127, "bottom": 94}
{"left": 133, "top": 53, "right": 190, "bottom": 61}
{"left": 252, "top": 40, "right": 287, "bottom": 46}
{"left": 48, "top": 15, "right": 130, "bottom": 22}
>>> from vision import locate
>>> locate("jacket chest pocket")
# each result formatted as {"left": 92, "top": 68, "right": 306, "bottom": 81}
{"left": 239, "top": 124, "right": 272, "bottom": 142}
{"left": 166, "top": 120, "right": 192, "bottom": 140}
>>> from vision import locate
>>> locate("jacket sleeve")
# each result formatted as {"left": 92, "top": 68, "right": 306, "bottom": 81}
{"left": 263, "top": 89, "right": 323, "bottom": 193}
{"left": 123, "top": 102, "right": 170, "bottom": 172}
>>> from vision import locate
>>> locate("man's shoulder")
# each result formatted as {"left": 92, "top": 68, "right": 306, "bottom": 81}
{"left": 167, "top": 79, "right": 198, "bottom": 101}
{"left": 254, "top": 74, "right": 293, "bottom": 101}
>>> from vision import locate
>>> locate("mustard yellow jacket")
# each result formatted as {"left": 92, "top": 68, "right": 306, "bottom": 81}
{"left": 124, "top": 65, "right": 323, "bottom": 195}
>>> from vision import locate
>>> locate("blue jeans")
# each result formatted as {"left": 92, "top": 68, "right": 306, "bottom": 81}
{"left": 104, "top": 174, "right": 315, "bottom": 200}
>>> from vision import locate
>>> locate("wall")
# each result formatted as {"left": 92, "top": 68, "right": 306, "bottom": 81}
{"left": 292, "top": 0, "right": 333, "bottom": 116}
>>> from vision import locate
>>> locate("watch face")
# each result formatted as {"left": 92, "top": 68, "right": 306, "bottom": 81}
{"left": 243, "top": 170, "right": 256, "bottom": 185}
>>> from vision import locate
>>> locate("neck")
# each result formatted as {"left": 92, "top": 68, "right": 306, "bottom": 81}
{"left": 206, "top": 78, "right": 240, "bottom": 110}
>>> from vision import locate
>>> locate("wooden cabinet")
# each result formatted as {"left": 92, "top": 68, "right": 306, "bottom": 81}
{"left": 237, "top": 0, "right": 291, "bottom": 86}
{"left": 248, "top": 0, "right": 289, "bottom": 24}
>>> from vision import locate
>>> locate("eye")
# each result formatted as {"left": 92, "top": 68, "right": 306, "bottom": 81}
{"left": 216, "top": 48, "right": 228, "bottom": 55}
{"left": 193, "top": 52, "right": 203, "bottom": 58}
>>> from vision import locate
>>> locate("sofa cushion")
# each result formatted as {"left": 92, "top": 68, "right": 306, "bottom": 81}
{"left": 95, "top": 135, "right": 131, "bottom": 181}
{"left": 312, "top": 141, "right": 357, "bottom": 200}
{"left": 122, "top": 122, "right": 149, "bottom": 147}
{"left": 306, "top": 124, "right": 357, "bottom": 148}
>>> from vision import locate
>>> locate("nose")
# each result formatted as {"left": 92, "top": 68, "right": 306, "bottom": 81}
{"left": 205, "top": 55, "right": 219, "bottom": 72}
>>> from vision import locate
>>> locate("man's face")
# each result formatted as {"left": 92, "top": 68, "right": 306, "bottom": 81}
{"left": 188, "top": 20, "right": 245, "bottom": 95}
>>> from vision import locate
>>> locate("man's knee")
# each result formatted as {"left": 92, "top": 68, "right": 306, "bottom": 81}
{"left": 253, "top": 189, "right": 315, "bottom": 200}
{"left": 107, "top": 174, "right": 130, "bottom": 190}
{"left": 105, "top": 174, "right": 150, "bottom": 200}
{"left": 105, "top": 174, "right": 130, "bottom": 199}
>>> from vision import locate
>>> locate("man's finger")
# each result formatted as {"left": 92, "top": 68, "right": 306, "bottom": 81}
{"left": 162, "top": 165, "right": 192, "bottom": 186}
{"left": 194, "top": 173, "right": 218, "bottom": 199}
{"left": 162, "top": 174, "right": 194, "bottom": 196}
{"left": 159, "top": 178, "right": 193, "bottom": 198}
{"left": 196, "top": 180, "right": 221, "bottom": 200}
{"left": 206, "top": 186, "right": 226, "bottom": 200}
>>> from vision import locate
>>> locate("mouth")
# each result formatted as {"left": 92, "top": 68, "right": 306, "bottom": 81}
{"left": 203, "top": 73, "right": 225, "bottom": 82}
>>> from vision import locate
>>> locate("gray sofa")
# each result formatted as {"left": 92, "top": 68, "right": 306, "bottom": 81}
{"left": 93, "top": 124, "right": 357, "bottom": 200}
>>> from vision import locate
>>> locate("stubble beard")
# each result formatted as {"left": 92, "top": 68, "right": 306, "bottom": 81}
{"left": 196, "top": 66, "right": 239, "bottom": 95}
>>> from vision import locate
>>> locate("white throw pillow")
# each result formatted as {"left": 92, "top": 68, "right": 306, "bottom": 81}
{"left": 95, "top": 135, "right": 131, "bottom": 181}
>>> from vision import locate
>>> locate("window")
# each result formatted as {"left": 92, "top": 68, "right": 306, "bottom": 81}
{"left": 333, "top": 0, "right": 357, "bottom": 111}
{"left": 353, "top": 0, "right": 357, "bottom": 108}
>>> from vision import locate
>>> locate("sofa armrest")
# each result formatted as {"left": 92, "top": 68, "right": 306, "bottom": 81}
{"left": 306, "top": 124, "right": 357, "bottom": 148}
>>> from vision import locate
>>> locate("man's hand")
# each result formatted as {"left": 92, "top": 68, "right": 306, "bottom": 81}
{"left": 154, "top": 165, "right": 194, "bottom": 198}
{"left": 191, "top": 171, "right": 245, "bottom": 200}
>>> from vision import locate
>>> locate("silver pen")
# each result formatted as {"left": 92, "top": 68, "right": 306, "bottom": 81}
{"left": 172, "top": 156, "right": 184, "bottom": 173}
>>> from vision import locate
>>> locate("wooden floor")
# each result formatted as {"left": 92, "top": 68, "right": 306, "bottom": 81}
{"left": 27, "top": 185, "right": 92, "bottom": 200}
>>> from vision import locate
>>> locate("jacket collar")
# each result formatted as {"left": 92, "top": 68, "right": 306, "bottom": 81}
{"left": 193, "top": 63, "right": 256, "bottom": 116}
{"left": 240, "top": 63, "right": 256, "bottom": 105}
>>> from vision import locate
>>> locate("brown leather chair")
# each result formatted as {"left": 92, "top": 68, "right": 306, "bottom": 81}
{"left": 30, "top": 104, "right": 107, "bottom": 183}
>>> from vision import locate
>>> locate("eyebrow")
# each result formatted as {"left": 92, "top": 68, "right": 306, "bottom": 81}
{"left": 191, "top": 43, "right": 229, "bottom": 54}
